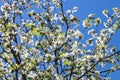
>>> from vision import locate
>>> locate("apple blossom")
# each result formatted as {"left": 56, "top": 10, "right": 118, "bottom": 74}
{"left": 0, "top": 0, "right": 120, "bottom": 80}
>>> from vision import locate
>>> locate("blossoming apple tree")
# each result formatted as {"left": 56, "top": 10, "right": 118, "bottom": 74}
{"left": 0, "top": 0, "right": 120, "bottom": 80}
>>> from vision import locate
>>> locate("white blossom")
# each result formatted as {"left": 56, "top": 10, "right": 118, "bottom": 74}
{"left": 72, "top": 6, "right": 78, "bottom": 13}
{"left": 72, "top": 29, "right": 83, "bottom": 39}
{"left": 102, "top": 9, "right": 109, "bottom": 18}
{"left": 66, "top": 10, "right": 71, "bottom": 14}
{"left": 88, "top": 13, "right": 95, "bottom": 19}
{"left": 72, "top": 41, "right": 78, "bottom": 52}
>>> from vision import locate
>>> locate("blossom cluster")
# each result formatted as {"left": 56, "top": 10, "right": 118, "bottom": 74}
{"left": 0, "top": 0, "right": 120, "bottom": 80}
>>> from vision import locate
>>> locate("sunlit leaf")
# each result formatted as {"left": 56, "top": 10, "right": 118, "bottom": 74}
{"left": 113, "top": 23, "right": 119, "bottom": 31}
{"left": 110, "top": 69, "right": 113, "bottom": 73}
{"left": 3, "top": 41, "right": 10, "bottom": 48}
{"left": 118, "top": 55, "right": 120, "bottom": 60}
{"left": 6, "top": 23, "right": 12, "bottom": 28}
{"left": 26, "top": 23, "right": 34, "bottom": 28}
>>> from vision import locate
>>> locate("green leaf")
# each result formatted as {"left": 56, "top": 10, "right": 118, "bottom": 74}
{"left": 4, "top": 41, "right": 10, "bottom": 48}
{"left": 0, "top": 70, "right": 5, "bottom": 75}
{"left": 25, "top": 23, "right": 34, "bottom": 28}
{"left": 44, "top": 71, "right": 52, "bottom": 79}
{"left": 118, "top": 55, "right": 120, "bottom": 60}
{"left": 31, "top": 28, "right": 36, "bottom": 34}
{"left": 13, "top": 65, "right": 17, "bottom": 70}
{"left": 113, "top": 23, "right": 119, "bottom": 31}
{"left": 60, "top": 51, "right": 65, "bottom": 58}
{"left": 0, "top": 29, "right": 1, "bottom": 32}
{"left": 110, "top": 69, "right": 113, "bottom": 73}
{"left": 84, "top": 18, "right": 89, "bottom": 23}
{"left": 64, "top": 60, "right": 71, "bottom": 65}
{"left": 36, "top": 30, "right": 43, "bottom": 36}
{"left": 47, "top": 57, "right": 51, "bottom": 62}
{"left": 83, "top": 18, "right": 93, "bottom": 28}
{"left": 6, "top": 23, "right": 12, "bottom": 28}
{"left": 31, "top": 28, "right": 42, "bottom": 36}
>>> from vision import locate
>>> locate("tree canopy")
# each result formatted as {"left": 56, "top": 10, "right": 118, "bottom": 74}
{"left": 0, "top": 0, "right": 120, "bottom": 80}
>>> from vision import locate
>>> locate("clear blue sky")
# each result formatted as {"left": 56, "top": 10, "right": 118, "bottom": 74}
{"left": 64, "top": 0, "right": 120, "bottom": 80}
{"left": 0, "top": 0, "right": 120, "bottom": 79}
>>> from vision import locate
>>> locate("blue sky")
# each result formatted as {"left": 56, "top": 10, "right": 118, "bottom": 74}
{"left": 0, "top": 0, "right": 120, "bottom": 79}
{"left": 64, "top": 0, "right": 120, "bottom": 50}
{"left": 64, "top": 0, "right": 120, "bottom": 80}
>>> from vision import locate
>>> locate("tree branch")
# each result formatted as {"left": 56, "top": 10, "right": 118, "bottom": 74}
{"left": 77, "top": 50, "right": 120, "bottom": 80}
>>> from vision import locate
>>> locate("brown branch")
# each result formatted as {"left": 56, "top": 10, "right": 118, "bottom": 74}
{"left": 77, "top": 50, "right": 120, "bottom": 80}
{"left": 60, "top": 0, "right": 69, "bottom": 37}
